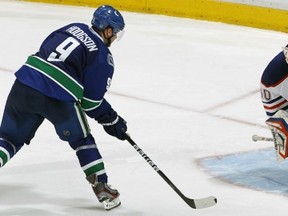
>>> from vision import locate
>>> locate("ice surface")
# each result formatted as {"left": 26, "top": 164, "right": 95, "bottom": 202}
{"left": 1, "top": 0, "right": 288, "bottom": 215}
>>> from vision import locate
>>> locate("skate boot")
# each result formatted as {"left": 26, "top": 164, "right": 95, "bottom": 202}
{"left": 86, "top": 174, "right": 121, "bottom": 210}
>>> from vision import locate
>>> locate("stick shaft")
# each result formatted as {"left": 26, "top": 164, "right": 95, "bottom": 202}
{"left": 124, "top": 134, "right": 217, "bottom": 209}
{"left": 252, "top": 134, "right": 273, "bottom": 142}
{"left": 124, "top": 135, "right": 185, "bottom": 197}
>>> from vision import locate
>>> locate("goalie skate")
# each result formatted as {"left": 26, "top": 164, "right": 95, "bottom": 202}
{"left": 265, "top": 110, "right": 288, "bottom": 162}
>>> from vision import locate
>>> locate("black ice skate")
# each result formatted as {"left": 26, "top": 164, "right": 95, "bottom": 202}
{"left": 86, "top": 174, "right": 121, "bottom": 210}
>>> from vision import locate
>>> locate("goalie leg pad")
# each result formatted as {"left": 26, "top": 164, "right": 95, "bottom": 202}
{"left": 266, "top": 110, "right": 288, "bottom": 162}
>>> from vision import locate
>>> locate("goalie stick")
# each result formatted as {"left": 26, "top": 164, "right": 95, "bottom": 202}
{"left": 124, "top": 134, "right": 217, "bottom": 209}
{"left": 252, "top": 134, "right": 285, "bottom": 162}
{"left": 252, "top": 134, "right": 274, "bottom": 142}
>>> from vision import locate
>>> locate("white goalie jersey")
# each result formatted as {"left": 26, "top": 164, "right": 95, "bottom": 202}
{"left": 261, "top": 46, "right": 288, "bottom": 162}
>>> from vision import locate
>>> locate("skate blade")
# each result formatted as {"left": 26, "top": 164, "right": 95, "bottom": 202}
{"left": 103, "top": 197, "right": 121, "bottom": 211}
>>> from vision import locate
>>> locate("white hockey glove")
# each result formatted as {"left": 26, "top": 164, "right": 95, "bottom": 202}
{"left": 265, "top": 110, "right": 288, "bottom": 162}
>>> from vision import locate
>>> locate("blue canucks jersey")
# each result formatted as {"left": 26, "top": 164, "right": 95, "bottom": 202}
{"left": 15, "top": 23, "right": 114, "bottom": 119}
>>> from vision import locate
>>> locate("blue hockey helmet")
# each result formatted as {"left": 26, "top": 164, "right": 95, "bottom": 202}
{"left": 91, "top": 5, "right": 125, "bottom": 36}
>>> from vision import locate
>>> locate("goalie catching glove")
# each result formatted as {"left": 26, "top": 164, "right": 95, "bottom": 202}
{"left": 265, "top": 110, "right": 288, "bottom": 162}
{"left": 97, "top": 110, "right": 127, "bottom": 140}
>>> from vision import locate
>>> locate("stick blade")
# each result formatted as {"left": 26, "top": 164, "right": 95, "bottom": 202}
{"left": 184, "top": 196, "right": 217, "bottom": 209}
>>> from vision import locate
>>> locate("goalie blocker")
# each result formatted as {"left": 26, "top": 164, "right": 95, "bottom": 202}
{"left": 265, "top": 110, "right": 288, "bottom": 162}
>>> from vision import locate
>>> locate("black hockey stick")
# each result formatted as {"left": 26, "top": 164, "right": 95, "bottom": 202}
{"left": 124, "top": 134, "right": 217, "bottom": 209}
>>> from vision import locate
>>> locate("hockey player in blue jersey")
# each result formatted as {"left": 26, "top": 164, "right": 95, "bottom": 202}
{"left": 261, "top": 46, "right": 288, "bottom": 162}
{"left": 0, "top": 5, "right": 127, "bottom": 210}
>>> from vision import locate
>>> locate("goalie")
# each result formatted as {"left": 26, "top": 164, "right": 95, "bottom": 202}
{"left": 261, "top": 46, "right": 288, "bottom": 162}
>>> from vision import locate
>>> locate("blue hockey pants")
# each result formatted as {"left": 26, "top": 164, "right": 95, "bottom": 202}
{"left": 0, "top": 80, "right": 107, "bottom": 182}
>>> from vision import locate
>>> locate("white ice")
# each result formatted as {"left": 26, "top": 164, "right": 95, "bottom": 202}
{"left": 0, "top": 0, "right": 288, "bottom": 215}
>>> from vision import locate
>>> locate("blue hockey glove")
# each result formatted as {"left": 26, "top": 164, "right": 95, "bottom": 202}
{"left": 98, "top": 110, "right": 127, "bottom": 140}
